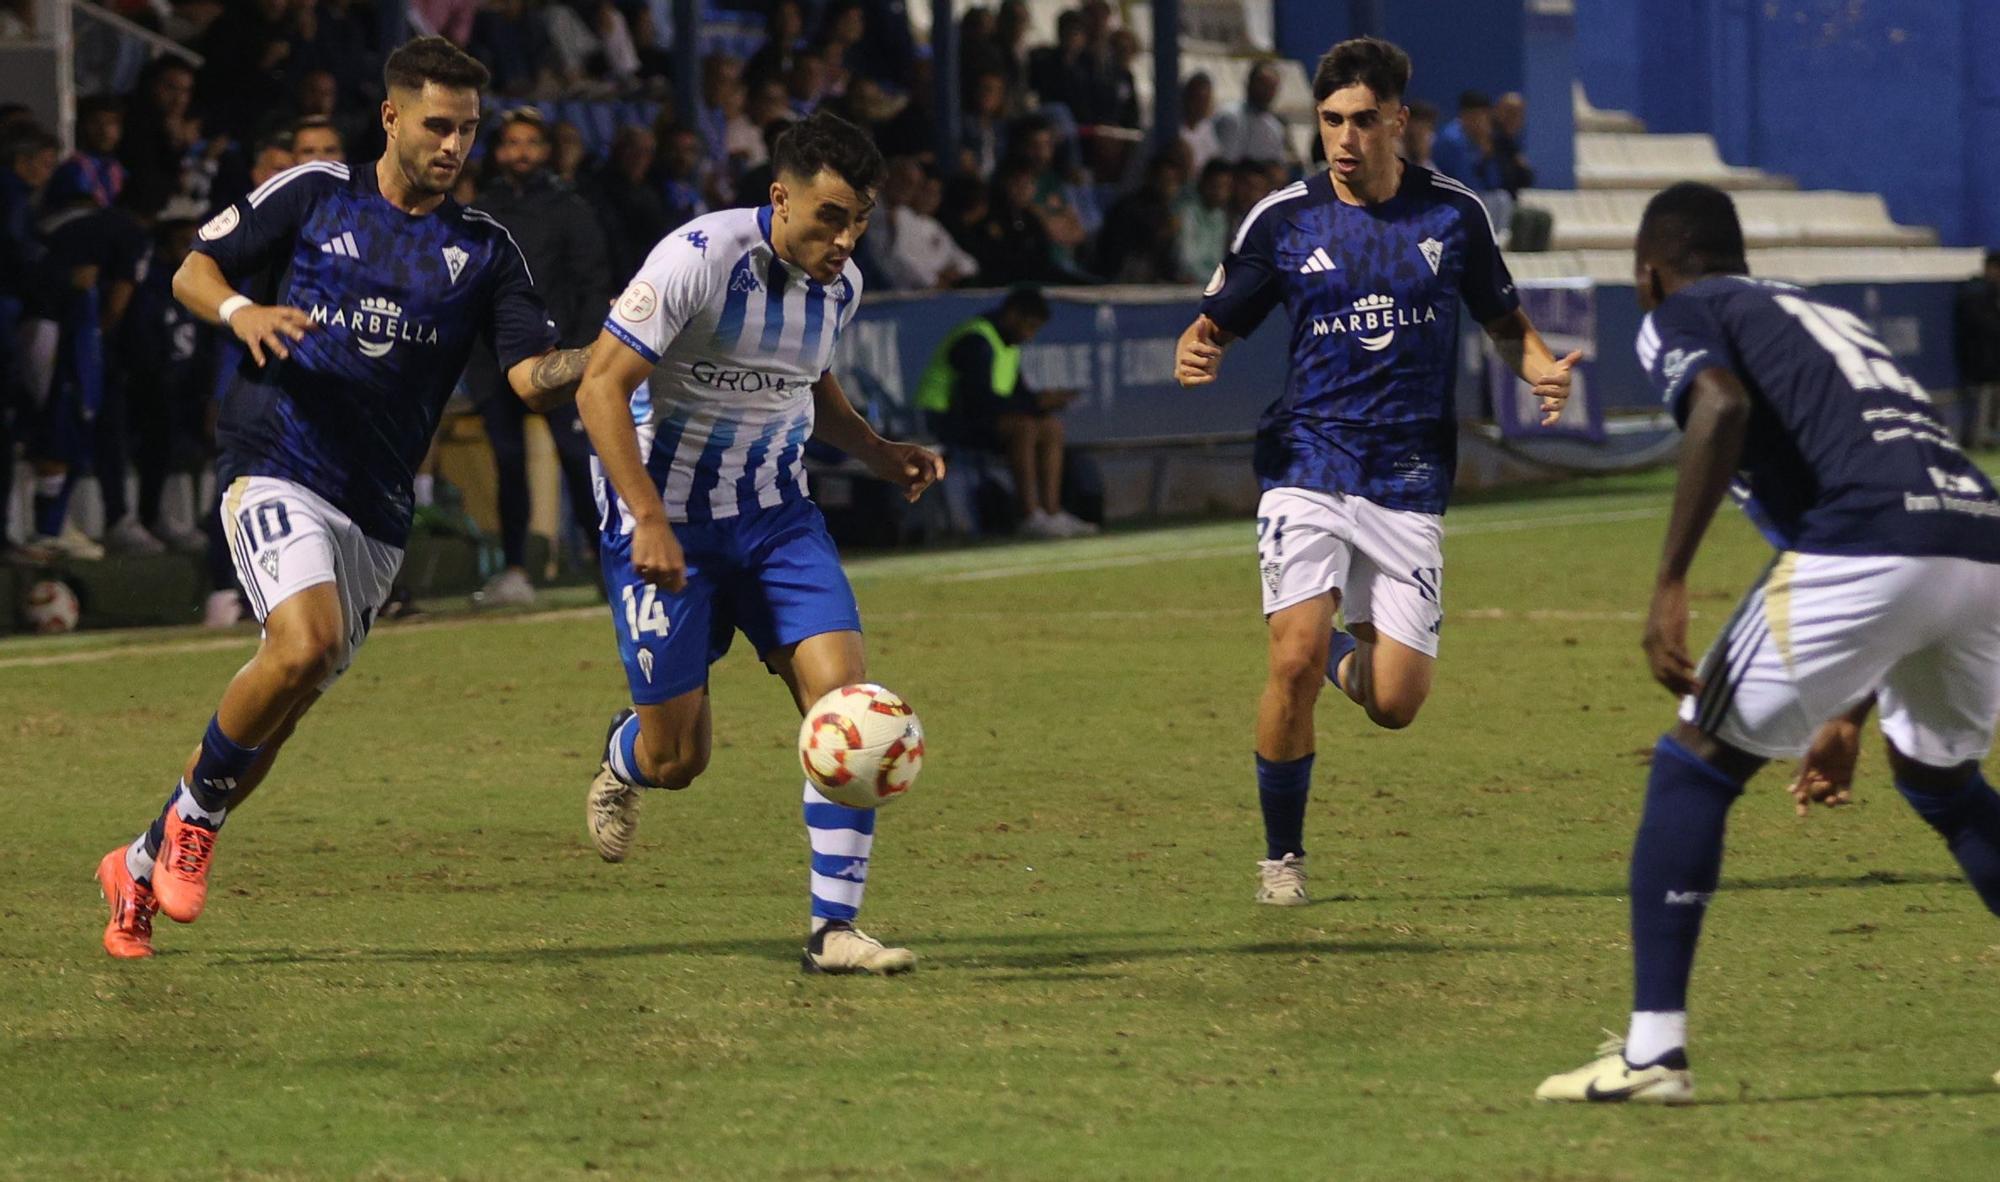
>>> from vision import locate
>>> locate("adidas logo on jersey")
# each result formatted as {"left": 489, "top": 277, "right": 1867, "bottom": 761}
{"left": 1297, "top": 247, "right": 1338, "bottom": 274}
{"left": 320, "top": 231, "right": 360, "bottom": 259}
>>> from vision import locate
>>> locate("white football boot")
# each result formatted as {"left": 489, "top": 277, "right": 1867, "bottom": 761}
{"left": 1255, "top": 853, "right": 1309, "bottom": 905}
{"left": 1536, "top": 1035, "right": 1694, "bottom": 1105}
{"left": 802, "top": 923, "right": 916, "bottom": 975}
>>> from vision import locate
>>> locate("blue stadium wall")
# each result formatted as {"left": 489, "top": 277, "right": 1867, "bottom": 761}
{"left": 1576, "top": 0, "right": 2000, "bottom": 249}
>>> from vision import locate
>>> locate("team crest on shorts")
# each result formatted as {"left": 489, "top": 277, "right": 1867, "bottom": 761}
{"left": 637, "top": 649, "right": 655, "bottom": 683}
{"left": 1260, "top": 559, "right": 1283, "bottom": 597}
{"left": 199, "top": 206, "right": 240, "bottom": 241}
{"left": 258, "top": 548, "right": 280, "bottom": 581}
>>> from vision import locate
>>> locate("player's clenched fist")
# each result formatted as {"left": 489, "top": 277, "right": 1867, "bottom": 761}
{"left": 1175, "top": 316, "right": 1226, "bottom": 387}
{"left": 1533, "top": 349, "right": 1584, "bottom": 425}
{"left": 630, "top": 518, "right": 687, "bottom": 593}
{"left": 230, "top": 304, "right": 316, "bottom": 367}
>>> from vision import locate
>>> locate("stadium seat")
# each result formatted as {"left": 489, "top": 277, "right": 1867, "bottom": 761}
{"left": 1575, "top": 132, "right": 1794, "bottom": 192}
{"left": 1526, "top": 188, "right": 1938, "bottom": 251}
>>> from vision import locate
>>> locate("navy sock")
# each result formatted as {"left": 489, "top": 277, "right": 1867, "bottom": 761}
{"left": 1896, "top": 771, "right": 2000, "bottom": 917}
{"left": 31, "top": 473, "right": 68, "bottom": 537}
{"left": 1256, "top": 753, "right": 1314, "bottom": 861}
{"left": 139, "top": 784, "right": 177, "bottom": 861}
{"left": 184, "top": 714, "right": 261, "bottom": 813}
{"left": 1325, "top": 630, "right": 1358, "bottom": 693}
{"left": 1629, "top": 735, "right": 1746, "bottom": 1012}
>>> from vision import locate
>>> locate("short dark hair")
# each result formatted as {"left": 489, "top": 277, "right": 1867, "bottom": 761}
{"left": 383, "top": 35, "right": 491, "bottom": 94}
{"left": 4, "top": 126, "right": 59, "bottom": 164}
{"left": 771, "top": 110, "right": 885, "bottom": 194}
{"left": 498, "top": 106, "right": 550, "bottom": 142}
{"left": 76, "top": 94, "right": 124, "bottom": 122}
{"left": 1458, "top": 90, "right": 1493, "bottom": 111}
{"left": 1407, "top": 100, "right": 1439, "bottom": 127}
{"left": 294, "top": 114, "right": 342, "bottom": 142}
{"left": 1637, "top": 182, "right": 1749, "bottom": 278}
{"left": 1313, "top": 37, "right": 1412, "bottom": 104}
{"left": 999, "top": 285, "right": 1050, "bottom": 322}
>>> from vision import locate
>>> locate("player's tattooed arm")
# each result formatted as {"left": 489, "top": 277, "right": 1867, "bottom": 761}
{"left": 1483, "top": 309, "right": 1582, "bottom": 426}
{"left": 1643, "top": 368, "right": 1750, "bottom": 697}
{"left": 510, "top": 344, "right": 594, "bottom": 411}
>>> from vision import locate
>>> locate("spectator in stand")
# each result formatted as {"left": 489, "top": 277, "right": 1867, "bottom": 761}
{"left": 588, "top": 124, "right": 672, "bottom": 266}
{"left": 817, "top": 0, "right": 867, "bottom": 94}
{"left": 50, "top": 96, "right": 126, "bottom": 209}
{"left": 1176, "top": 157, "right": 1231, "bottom": 282}
{"left": 1180, "top": 72, "right": 1220, "bottom": 174}
{"left": 1433, "top": 90, "right": 1504, "bottom": 190}
{"left": 551, "top": 119, "right": 589, "bottom": 185}
{"left": 787, "top": 46, "right": 830, "bottom": 116}
{"left": 1493, "top": 91, "right": 1535, "bottom": 194}
{"left": 964, "top": 160, "right": 1070, "bottom": 286}
{"left": 1226, "top": 157, "right": 1277, "bottom": 227}
{"left": 882, "top": 158, "right": 976, "bottom": 291}
{"left": 413, "top": 0, "right": 477, "bottom": 46}
{"left": 961, "top": 68, "right": 1008, "bottom": 179}
{"left": 0, "top": 126, "right": 57, "bottom": 559}
{"left": 846, "top": 0, "right": 918, "bottom": 89}
{"left": 992, "top": 0, "right": 1031, "bottom": 101}
{"left": 120, "top": 59, "right": 224, "bottom": 214}
{"left": 468, "top": 108, "right": 612, "bottom": 606}
{"left": 196, "top": 0, "right": 299, "bottom": 143}
{"left": 290, "top": 115, "right": 343, "bottom": 164}
{"left": 734, "top": 119, "right": 789, "bottom": 206}
{"left": 957, "top": 6, "right": 1003, "bottom": 100}
{"left": 291, "top": 0, "right": 378, "bottom": 105}
{"left": 1011, "top": 115, "right": 1090, "bottom": 270}
{"left": 588, "top": 0, "right": 646, "bottom": 95}
{"left": 1404, "top": 99, "right": 1438, "bottom": 168}
{"left": 745, "top": 0, "right": 806, "bottom": 93}
{"left": 748, "top": 77, "right": 796, "bottom": 132}
{"left": 1026, "top": 10, "right": 1088, "bottom": 111}
{"left": 117, "top": 215, "right": 212, "bottom": 555}
{"left": 1103, "top": 29, "right": 1142, "bottom": 130}
{"left": 1213, "top": 61, "right": 1293, "bottom": 169}
{"left": 875, "top": 55, "right": 939, "bottom": 161}
{"left": 1096, "top": 149, "right": 1187, "bottom": 283}
{"left": 472, "top": 0, "right": 554, "bottom": 98}
{"left": 654, "top": 125, "right": 709, "bottom": 229}
{"left": 1955, "top": 251, "right": 2000, "bottom": 444}
{"left": 915, "top": 286, "right": 1094, "bottom": 538}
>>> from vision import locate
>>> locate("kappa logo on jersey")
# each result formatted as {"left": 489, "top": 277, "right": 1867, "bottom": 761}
{"left": 683, "top": 229, "right": 709, "bottom": 254}
{"left": 617, "top": 280, "right": 658, "bottom": 322}
{"left": 1661, "top": 347, "right": 1708, "bottom": 391}
{"left": 1297, "top": 247, "right": 1338, "bottom": 274}
{"left": 1419, "top": 236, "right": 1443, "bottom": 275}
{"left": 1310, "top": 293, "right": 1437, "bottom": 351}
{"left": 441, "top": 245, "right": 468, "bottom": 284}
{"left": 310, "top": 296, "right": 441, "bottom": 359}
{"left": 198, "top": 205, "right": 239, "bottom": 241}
{"left": 319, "top": 231, "right": 360, "bottom": 259}
{"left": 730, "top": 268, "right": 761, "bottom": 295}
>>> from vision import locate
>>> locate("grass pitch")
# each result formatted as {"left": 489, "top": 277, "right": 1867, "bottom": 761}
{"left": 4, "top": 469, "right": 1998, "bottom": 1180}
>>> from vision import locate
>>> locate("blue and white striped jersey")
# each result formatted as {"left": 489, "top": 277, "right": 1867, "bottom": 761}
{"left": 598, "top": 204, "right": 862, "bottom": 529}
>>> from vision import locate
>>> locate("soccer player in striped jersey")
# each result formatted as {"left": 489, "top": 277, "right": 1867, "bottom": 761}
{"left": 575, "top": 112, "right": 944, "bottom": 975}
{"left": 1538, "top": 184, "right": 2000, "bottom": 1104}
{"left": 92, "top": 38, "right": 592, "bottom": 958}
{"left": 1174, "top": 37, "right": 1581, "bottom": 907}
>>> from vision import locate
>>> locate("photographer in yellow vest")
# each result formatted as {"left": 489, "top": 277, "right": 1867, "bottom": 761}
{"left": 915, "top": 286, "right": 1096, "bottom": 538}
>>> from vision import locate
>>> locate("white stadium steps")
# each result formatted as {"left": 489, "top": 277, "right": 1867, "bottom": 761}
{"left": 1572, "top": 81, "right": 1646, "bottom": 134}
{"left": 1524, "top": 189, "right": 1940, "bottom": 251}
{"left": 1575, "top": 132, "right": 1795, "bottom": 191}
{"left": 1503, "top": 246, "right": 1988, "bottom": 286}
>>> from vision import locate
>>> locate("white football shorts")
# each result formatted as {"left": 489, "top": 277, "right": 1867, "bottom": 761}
{"left": 1684, "top": 551, "right": 2000, "bottom": 766}
{"left": 1254, "top": 486, "right": 1444, "bottom": 657}
{"left": 219, "top": 476, "right": 404, "bottom": 692}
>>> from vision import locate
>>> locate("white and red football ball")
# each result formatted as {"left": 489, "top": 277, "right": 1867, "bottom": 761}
{"left": 23, "top": 579, "right": 80, "bottom": 634}
{"left": 798, "top": 683, "right": 924, "bottom": 808}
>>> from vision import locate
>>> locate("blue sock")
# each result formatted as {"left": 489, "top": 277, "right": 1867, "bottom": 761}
{"left": 1629, "top": 735, "right": 1746, "bottom": 1012}
{"left": 183, "top": 714, "right": 261, "bottom": 814}
{"left": 1325, "top": 630, "right": 1358, "bottom": 693}
{"left": 1256, "top": 753, "right": 1314, "bottom": 861}
{"left": 32, "top": 473, "right": 68, "bottom": 538}
{"left": 1897, "top": 771, "right": 2000, "bottom": 917}
{"left": 605, "top": 712, "right": 660, "bottom": 787}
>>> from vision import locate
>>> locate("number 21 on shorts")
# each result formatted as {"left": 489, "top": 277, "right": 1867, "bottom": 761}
{"left": 622, "top": 583, "right": 670, "bottom": 640}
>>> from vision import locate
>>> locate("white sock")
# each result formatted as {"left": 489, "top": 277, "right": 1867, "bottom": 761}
{"left": 125, "top": 833, "right": 155, "bottom": 884}
{"left": 172, "top": 779, "right": 229, "bottom": 828}
{"left": 1625, "top": 1010, "right": 1687, "bottom": 1065}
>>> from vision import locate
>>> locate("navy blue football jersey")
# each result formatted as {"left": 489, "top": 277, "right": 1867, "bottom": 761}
{"left": 193, "top": 160, "right": 558, "bottom": 545}
{"left": 1200, "top": 165, "right": 1518, "bottom": 515}
{"left": 1640, "top": 274, "right": 2000, "bottom": 563}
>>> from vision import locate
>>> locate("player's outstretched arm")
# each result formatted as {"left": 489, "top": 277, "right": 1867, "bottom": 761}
{"left": 1643, "top": 368, "right": 1750, "bottom": 696}
{"left": 810, "top": 371, "right": 945, "bottom": 503}
{"left": 1175, "top": 315, "right": 1235, "bottom": 387}
{"left": 507, "top": 344, "right": 594, "bottom": 413}
{"left": 1483, "top": 309, "right": 1583, "bottom": 426}
{"left": 574, "top": 329, "right": 686, "bottom": 591}
{"left": 172, "top": 251, "right": 313, "bottom": 368}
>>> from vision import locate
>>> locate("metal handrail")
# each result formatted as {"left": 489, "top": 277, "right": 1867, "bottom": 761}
{"left": 71, "top": 0, "right": 202, "bottom": 67}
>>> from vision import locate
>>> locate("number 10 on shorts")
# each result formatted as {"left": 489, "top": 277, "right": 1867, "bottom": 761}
{"left": 622, "top": 584, "right": 670, "bottom": 640}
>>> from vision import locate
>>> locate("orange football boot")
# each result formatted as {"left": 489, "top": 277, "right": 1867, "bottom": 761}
{"left": 153, "top": 810, "right": 220, "bottom": 923}
{"left": 95, "top": 847, "right": 156, "bottom": 959}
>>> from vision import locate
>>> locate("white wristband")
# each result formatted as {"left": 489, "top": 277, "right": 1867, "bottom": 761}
{"left": 218, "top": 295, "right": 252, "bottom": 325}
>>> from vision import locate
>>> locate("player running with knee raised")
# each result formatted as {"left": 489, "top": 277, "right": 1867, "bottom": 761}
{"left": 1537, "top": 183, "right": 2000, "bottom": 1104}
{"left": 93, "top": 38, "right": 592, "bottom": 958}
{"left": 574, "top": 112, "right": 944, "bottom": 975}
{"left": 1174, "top": 38, "right": 1579, "bottom": 906}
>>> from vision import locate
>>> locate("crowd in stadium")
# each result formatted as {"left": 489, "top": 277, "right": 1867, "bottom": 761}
{"left": 0, "top": 0, "right": 1549, "bottom": 601}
